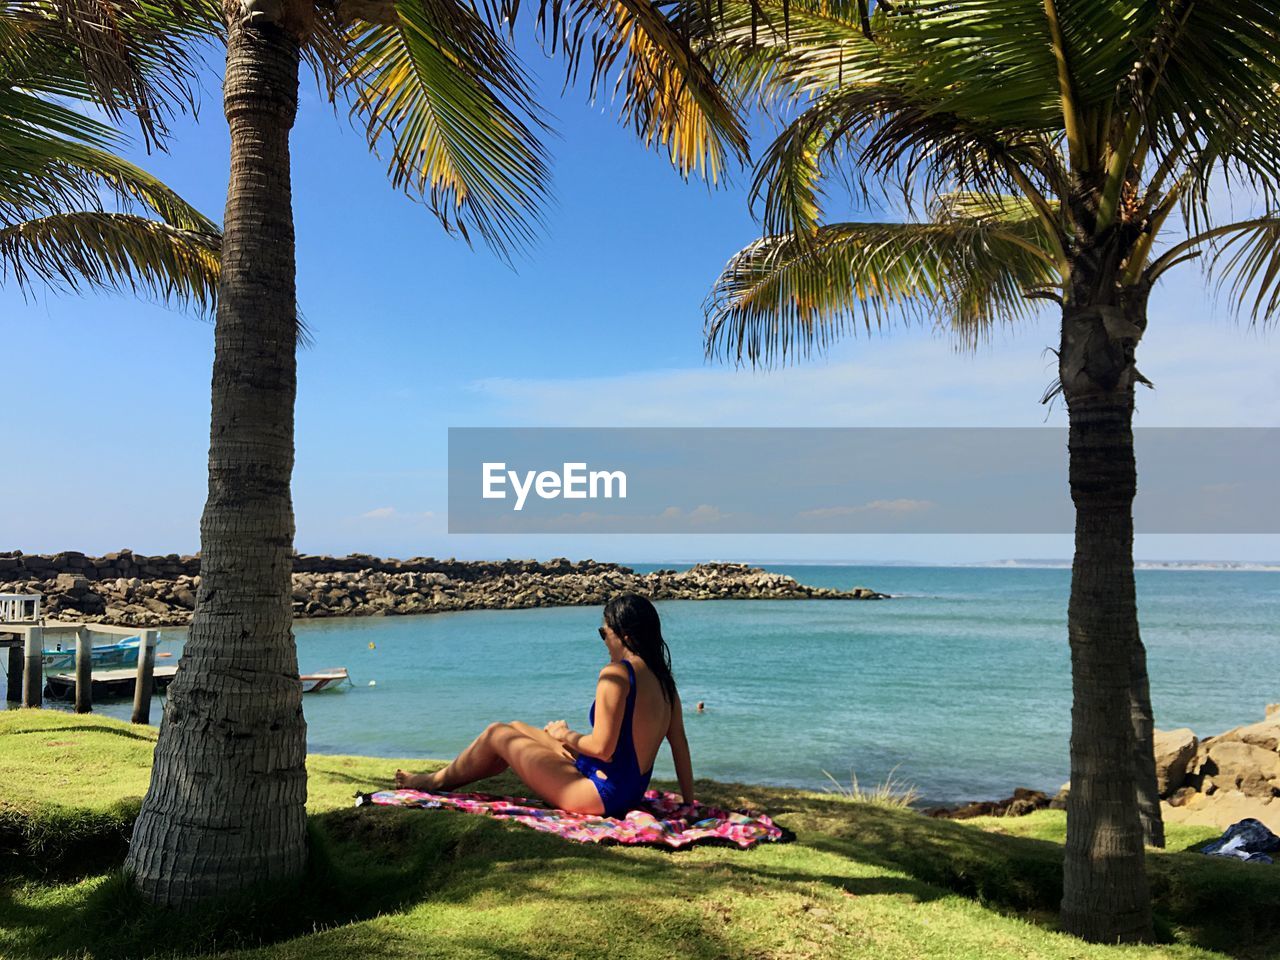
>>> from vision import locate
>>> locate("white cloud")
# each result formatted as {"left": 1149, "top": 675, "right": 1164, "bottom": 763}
{"left": 356, "top": 507, "right": 436, "bottom": 521}
{"left": 660, "top": 504, "right": 729, "bottom": 525}
{"left": 799, "top": 499, "right": 936, "bottom": 519}
{"left": 466, "top": 274, "right": 1280, "bottom": 430}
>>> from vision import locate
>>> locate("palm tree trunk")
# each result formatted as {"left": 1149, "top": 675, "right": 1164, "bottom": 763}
{"left": 1131, "top": 636, "right": 1165, "bottom": 848}
{"left": 123, "top": 8, "right": 307, "bottom": 908}
{"left": 1058, "top": 302, "right": 1153, "bottom": 941}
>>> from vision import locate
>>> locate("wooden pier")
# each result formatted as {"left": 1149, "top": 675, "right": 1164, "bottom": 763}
{"left": 45, "top": 664, "right": 178, "bottom": 701}
{"left": 2, "top": 616, "right": 162, "bottom": 723}
{"left": 5, "top": 594, "right": 349, "bottom": 719}
{"left": 0, "top": 593, "right": 41, "bottom": 704}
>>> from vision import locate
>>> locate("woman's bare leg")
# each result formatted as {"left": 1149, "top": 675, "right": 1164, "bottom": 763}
{"left": 396, "top": 722, "right": 510, "bottom": 791}
{"left": 395, "top": 722, "right": 604, "bottom": 813}
{"left": 509, "top": 720, "right": 576, "bottom": 760}
{"left": 496, "top": 725, "right": 605, "bottom": 813}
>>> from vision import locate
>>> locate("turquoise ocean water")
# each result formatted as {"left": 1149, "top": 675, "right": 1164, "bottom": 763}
{"left": 50, "top": 565, "right": 1277, "bottom": 804}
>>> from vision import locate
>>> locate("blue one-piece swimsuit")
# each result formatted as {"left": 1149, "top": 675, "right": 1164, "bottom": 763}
{"left": 574, "top": 658, "right": 654, "bottom": 818}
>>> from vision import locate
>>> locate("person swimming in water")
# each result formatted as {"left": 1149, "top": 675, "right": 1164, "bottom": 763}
{"left": 395, "top": 593, "right": 695, "bottom": 816}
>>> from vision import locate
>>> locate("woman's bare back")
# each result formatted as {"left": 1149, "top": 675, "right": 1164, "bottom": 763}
{"left": 625, "top": 658, "right": 672, "bottom": 773}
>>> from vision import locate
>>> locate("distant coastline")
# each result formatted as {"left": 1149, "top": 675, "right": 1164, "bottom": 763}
{"left": 966, "top": 559, "right": 1280, "bottom": 571}
{"left": 642, "top": 558, "right": 1280, "bottom": 572}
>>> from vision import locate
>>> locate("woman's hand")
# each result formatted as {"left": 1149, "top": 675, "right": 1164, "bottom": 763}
{"left": 544, "top": 719, "right": 571, "bottom": 743}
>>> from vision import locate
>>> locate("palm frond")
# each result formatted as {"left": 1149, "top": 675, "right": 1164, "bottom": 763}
{"left": 877, "top": 0, "right": 1061, "bottom": 132}
{"left": 60, "top": 144, "right": 219, "bottom": 232}
{"left": 0, "top": 86, "right": 217, "bottom": 234}
{"left": 2, "top": 0, "right": 219, "bottom": 149}
{"left": 685, "top": 0, "right": 885, "bottom": 101}
{"left": 1128, "top": 1, "right": 1280, "bottom": 218}
{"left": 928, "top": 191, "right": 1050, "bottom": 226}
{"left": 746, "top": 79, "right": 1066, "bottom": 241}
{"left": 1153, "top": 216, "right": 1280, "bottom": 326}
{"left": 749, "top": 103, "right": 828, "bottom": 236}
{"left": 598, "top": 0, "right": 748, "bottom": 181}
{"left": 0, "top": 211, "right": 219, "bottom": 309}
{"left": 704, "top": 216, "right": 1059, "bottom": 366}
{"left": 0, "top": 84, "right": 121, "bottom": 216}
{"left": 494, "top": 0, "right": 748, "bottom": 181}
{"left": 312, "top": 0, "right": 550, "bottom": 257}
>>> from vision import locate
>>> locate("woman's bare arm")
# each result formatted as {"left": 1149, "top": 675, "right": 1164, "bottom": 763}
{"left": 553, "top": 665, "right": 627, "bottom": 761}
{"left": 666, "top": 694, "right": 695, "bottom": 805}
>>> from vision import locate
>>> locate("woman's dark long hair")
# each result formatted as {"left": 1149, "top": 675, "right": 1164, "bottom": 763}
{"left": 604, "top": 593, "right": 677, "bottom": 706}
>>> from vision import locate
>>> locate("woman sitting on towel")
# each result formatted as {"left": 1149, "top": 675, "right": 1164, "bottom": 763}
{"left": 395, "top": 593, "right": 695, "bottom": 817}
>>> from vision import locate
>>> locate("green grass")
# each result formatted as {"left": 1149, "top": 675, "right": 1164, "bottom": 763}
{"left": 1, "top": 710, "right": 1276, "bottom": 960}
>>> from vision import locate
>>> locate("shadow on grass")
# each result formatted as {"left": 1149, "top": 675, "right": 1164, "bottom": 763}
{"left": 744, "top": 784, "right": 1280, "bottom": 960}
{"left": 3, "top": 776, "right": 1279, "bottom": 960}
{"left": 1, "top": 814, "right": 466, "bottom": 960}
{"left": 8, "top": 726, "right": 155, "bottom": 743}
{"left": 2, "top": 808, "right": 770, "bottom": 960}
{"left": 0, "top": 798, "right": 142, "bottom": 883}
{"left": 309, "top": 769, "right": 392, "bottom": 788}
{"left": 314, "top": 773, "right": 1280, "bottom": 960}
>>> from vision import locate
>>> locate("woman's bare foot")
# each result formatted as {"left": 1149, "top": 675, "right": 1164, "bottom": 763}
{"left": 394, "top": 768, "right": 443, "bottom": 791}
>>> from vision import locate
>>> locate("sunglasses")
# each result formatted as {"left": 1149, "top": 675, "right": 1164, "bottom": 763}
{"left": 598, "top": 626, "right": 607, "bottom": 641}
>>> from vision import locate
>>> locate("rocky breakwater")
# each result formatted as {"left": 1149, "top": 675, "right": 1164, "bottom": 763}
{"left": 0, "top": 551, "right": 888, "bottom": 627}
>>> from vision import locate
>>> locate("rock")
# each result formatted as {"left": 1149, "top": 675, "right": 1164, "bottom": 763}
{"left": 928, "top": 800, "right": 997, "bottom": 819}
{"left": 1005, "top": 788, "right": 1050, "bottom": 817}
{"left": 1221, "top": 717, "right": 1280, "bottom": 753}
{"left": 1153, "top": 727, "right": 1198, "bottom": 796}
{"left": 850, "top": 585, "right": 889, "bottom": 599}
{"left": 927, "top": 787, "right": 1050, "bottom": 820}
{"left": 1203, "top": 740, "right": 1280, "bottom": 798}
{"left": 1167, "top": 786, "right": 1199, "bottom": 808}
{"left": 1163, "top": 791, "right": 1280, "bottom": 834}
{"left": 54, "top": 573, "right": 90, "bottom": 594}
{"left": 1050, "top": 781, "right": 1070, "bottom": 810}
{"left": 142, "top": 597, "right": 170, "bottom": 615}
{"left": 77, "top": 592, "right": 105, "bottom": 615}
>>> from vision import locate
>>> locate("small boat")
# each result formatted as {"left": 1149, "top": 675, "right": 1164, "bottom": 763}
{"left": 301, "top": 668, "right": 350, "bottom": 693}
{"left": 41, "top": 637, "right": 140, "bottom": 671}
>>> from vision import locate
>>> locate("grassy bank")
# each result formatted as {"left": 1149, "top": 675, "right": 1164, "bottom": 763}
{"left": 1, "top": 711, "right": 1276, "bottom": 960}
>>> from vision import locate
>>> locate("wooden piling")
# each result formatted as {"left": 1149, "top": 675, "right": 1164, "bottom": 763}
{"left": 74, "top": 628, "right": 92, "bottom": 713}
{"left": 23, "top": 627, "right": 42, "bottom": 708}
{"left": 131, "top": 630, "right": 157, "bottom": 724}
{"left": 6, "top": 644, "right": 22, "bottom": 702}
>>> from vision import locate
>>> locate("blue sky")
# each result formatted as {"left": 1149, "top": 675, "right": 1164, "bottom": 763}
{"left": 2, "top": 37, "right": 1278, "bottom": 564}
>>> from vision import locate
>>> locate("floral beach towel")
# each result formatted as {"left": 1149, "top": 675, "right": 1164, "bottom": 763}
{"left": 354, "top": 787, "right": 785, "bottom": 849}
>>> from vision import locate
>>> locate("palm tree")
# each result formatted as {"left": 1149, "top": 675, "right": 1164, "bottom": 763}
{"left": 697, "top": 0, "right": 1280, "bottom": 944}
{"left": 1, "top": 10, "right": 218, "bottom": 309}
{"left": 82, "top": 0, "right": 748, "bottom": 909}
